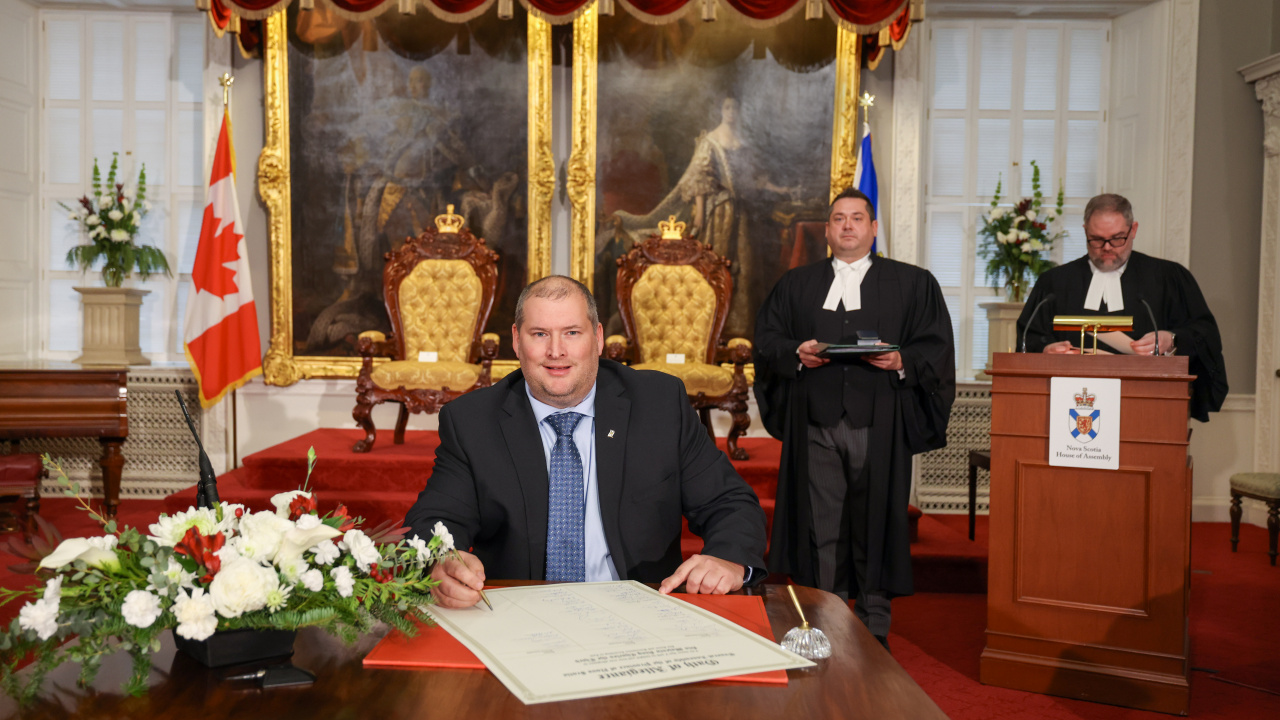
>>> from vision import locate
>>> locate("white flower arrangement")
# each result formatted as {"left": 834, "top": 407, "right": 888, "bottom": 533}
{"left": 977, "top": 160, "right": 1067, "bottom": 302}
{"left": 0, "top": 450, "right": 455, "bottom": 705}
{"left": 59, "top": 152, "right": 169, "bottom": 288}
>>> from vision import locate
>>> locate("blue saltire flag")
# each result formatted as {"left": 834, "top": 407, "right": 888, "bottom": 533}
{"left": 852, "top": 121, "right": 883, "bottom": 255}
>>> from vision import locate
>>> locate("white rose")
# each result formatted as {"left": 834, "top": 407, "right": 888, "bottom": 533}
{"left": 121, "top": 589, "right": 162, "bottom": 628}
{"left": 109, "top": 229, "right": 130, "bottom": 242}
{"left": 235, "top": 511, "right": 294, "bottom": 561}
{"left": 300, "top": 568, "right": 324, "bottom": 592}
{"left": 330, "top": 566, "right": 355, "bottom": 598}
{"left": 39, "top": 537, "right": 120, "bottom": 571}
{"left": 102, "top": 195, "right": 114, "bottom": 208}
{"left": 1045, "top": 210, "right": 1057, "bottom": 221}
{"left": 310, "top": 540, "right": 339, "bottom": 566}
{"left": 338, "top": 530, "right": 381, "bottom": 572}
{"left": 270, "top": 490, "right": 313, "bottom": 518}
{"left": 18, "top": 599, "right": 59, "bottom": 641}
{"left": 295, "top": 514, "right": 321, "bottom": 530}
{"left": 173, "top": 588, "right": 218, "bottom": 641}
{"left": 1025, "top": 210, "right": 1037, "bottom": 222}
{"left": 1030, "top": 239, "right": 1044, "bottom": 251}
{"left": 1021, "top": 242, "right": 1032, "bottom": 252}
{"left": 989, "top": 208, "right": 1004, "bottom": 220}
{"left": 1019, "top": 230, "right": 1031, "bottom": 241}
{"left": 107, "top": 209, "right": 123, "bottom": 221}
{"left": 208, "top": 558, "right": 279, "bottom": 618}
{"left": 85, "top": 214, "right": 101, "bottom": 227}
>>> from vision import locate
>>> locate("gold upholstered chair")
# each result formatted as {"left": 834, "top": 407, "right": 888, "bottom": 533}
{"left": 606, "top": 217, "right": 752, "bottom": 460}
{"left": 352, "top": 206, "right": 500, "bottom": 453}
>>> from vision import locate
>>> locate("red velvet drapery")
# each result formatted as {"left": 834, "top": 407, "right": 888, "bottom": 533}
{"left": 205, "top": 0, "right": 917, "bottom": 60}
{"left": 208, "top": 0, "right": 912, "bottom": 29}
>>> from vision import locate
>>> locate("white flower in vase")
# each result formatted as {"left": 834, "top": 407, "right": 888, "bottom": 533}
{"left": 122, "top": 590, "right": 163, "bottom": 628}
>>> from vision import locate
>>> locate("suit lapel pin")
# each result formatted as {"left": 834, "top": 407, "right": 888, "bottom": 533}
{"left": 608, "top": 430, "right": 615, "bottom": 438}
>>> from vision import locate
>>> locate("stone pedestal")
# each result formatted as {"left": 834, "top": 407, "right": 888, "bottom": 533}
{"left": 74, "top": 287, "right": 151, "bottom": 367}
{"left": 977, "top": 301, "right": 1024, "bottom": 380}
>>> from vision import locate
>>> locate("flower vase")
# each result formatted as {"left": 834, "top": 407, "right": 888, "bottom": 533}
{"left": 73, "top": 286, "right": 151, "bottom": 367}
{"left": 174, "top": 628, "right": 297, "bottom": 667}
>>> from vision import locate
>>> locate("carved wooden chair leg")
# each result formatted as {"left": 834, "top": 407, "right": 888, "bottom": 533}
{"left": 394, "top": 404, "right": 410, "bottom": 445}
{"left": 698, "top": 407, "right": 715, "bottom": 443}
{"left": 1230, "top": 491, "right": 1243, "bottom": 552}
{"left": 352, "top": 397, "right": 378, "bottom": 453}
{"left": 726, "top": 408, "right": 750, "bottom": 461}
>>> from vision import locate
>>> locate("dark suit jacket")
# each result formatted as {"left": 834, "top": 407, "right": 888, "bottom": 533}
{"left": 404, "top": 360, "right": 767, "bottom": 584}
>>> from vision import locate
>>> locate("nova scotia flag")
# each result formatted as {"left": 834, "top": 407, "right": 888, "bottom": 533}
{"left": 853, "top": 121, "right": 883, "bottom": 255}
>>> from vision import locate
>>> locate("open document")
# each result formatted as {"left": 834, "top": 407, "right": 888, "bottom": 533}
{"left": 425, "top": 581, "right": 815, "bottom": 704}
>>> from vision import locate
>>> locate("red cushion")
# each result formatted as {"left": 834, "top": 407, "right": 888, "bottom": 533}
{"left": 0, "top": 454, "right": 43, "bottom": 489}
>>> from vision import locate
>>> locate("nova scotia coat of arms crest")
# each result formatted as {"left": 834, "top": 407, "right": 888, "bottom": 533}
{"left": 1069, "top": 387, "right": 1100, "bottom": 442}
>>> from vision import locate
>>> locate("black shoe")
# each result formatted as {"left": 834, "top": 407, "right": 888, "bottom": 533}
{"left": 874, "top": 634, "right": 890, "bottom": 653}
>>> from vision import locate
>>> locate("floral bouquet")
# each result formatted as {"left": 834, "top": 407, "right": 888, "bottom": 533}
{"left": 0, "top": 450, "right": 452, "bottom": 705}
{"left": 977, "top": 160, "right": 1067, "bottom": 302}
{"left": 60, "top": 152, "right": 170, "bottom": 288}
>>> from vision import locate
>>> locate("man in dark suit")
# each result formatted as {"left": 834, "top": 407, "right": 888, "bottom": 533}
{"left": 405, "top": 276, "right": 767, "bottom": 608}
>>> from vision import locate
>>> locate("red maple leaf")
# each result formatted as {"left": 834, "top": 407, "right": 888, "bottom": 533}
{"left": 192, "top": 204, "right": 243, "bottom": 298}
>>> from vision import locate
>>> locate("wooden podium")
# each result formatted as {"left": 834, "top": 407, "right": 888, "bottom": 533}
{"left": 982, "top": 353, "right": 1194, "bottom": 715}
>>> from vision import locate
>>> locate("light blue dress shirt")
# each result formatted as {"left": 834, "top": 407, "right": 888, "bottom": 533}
{"left": 524, "top": 383, "right": 619, "bottom": 582}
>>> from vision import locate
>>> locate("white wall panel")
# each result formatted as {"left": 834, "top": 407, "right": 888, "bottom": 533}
{"left": 0, "top": 0, "right": 36, "bottom": 361}
{"left": 0, "top": 283, "right": 31, "bottom": 358}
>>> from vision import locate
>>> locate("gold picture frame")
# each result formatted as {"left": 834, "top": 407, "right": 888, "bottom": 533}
{"left": 567, "top": 16, "right": 862, "bottom": 295}
{"left": 259, "top": 11, "right": 554, "bottom": 386}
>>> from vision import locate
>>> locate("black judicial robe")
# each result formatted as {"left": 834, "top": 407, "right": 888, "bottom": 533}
{"left": 754, "top": 256, "right": 955, "bottom": 598}
{"left": 1016, "top": 252, "right": 1228, "bottom": 422}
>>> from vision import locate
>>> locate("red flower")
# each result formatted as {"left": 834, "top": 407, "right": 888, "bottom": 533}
{"left": 329, "top": 504, "right": 356, "bottom": 533}
{"left": 174, "top": 527, "right": 226, "bottom": 584}
{"left": 288, "top": 493, "right": 318, "bottom": 521}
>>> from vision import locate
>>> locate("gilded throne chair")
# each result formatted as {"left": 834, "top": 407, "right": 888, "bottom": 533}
{"left": 607, "top": 217, "right": 752, "bottom": 460}
{"left": 352, "top": 206, "right": 500, "bottom": 453}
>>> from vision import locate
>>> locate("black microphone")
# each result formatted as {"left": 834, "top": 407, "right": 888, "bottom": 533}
{"left": 175, "top": 390, "right": 220, "bottom": 508}
{"left": 1020, "top": 292, "right": 1056, "bottom": 353}
{"left": 1140, "top": 297, "right": 1160, "bottom": 357}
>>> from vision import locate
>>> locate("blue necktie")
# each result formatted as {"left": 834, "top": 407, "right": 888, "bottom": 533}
{"left": 545, "top": 412, "right": 585, "bottom": 582}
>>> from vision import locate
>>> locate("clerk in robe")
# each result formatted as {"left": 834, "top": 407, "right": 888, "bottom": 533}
{"left": 755, "top": 188, "right": 955, "bottom": 650}
{"left": 1016, "top": 193, "right": 1228, "bottom": 421}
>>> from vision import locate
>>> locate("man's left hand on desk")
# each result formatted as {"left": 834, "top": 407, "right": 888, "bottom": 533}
{"left": 657, "top": 554, "right": 745, "bottom": 596}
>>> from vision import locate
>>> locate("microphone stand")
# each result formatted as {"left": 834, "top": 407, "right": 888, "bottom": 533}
{"left": 1020, "top": 293, "right": 1057, "bottom": 353}
{"left": 175, "top": 390, "right": 220, "bottom": 508}
{"left": 1140, "top": 298, "right": 1161, "bottom": 357}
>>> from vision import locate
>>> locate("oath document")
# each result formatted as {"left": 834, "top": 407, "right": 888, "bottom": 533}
{"left": 425, "top": 581, "right": 814, "bottom": 704}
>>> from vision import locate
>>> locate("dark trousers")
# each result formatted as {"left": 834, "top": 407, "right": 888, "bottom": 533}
{"left": 807, "top": 416, "right": 893, "bottom": 637}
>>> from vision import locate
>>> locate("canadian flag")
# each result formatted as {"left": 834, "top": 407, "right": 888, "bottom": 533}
{"left": 184, "top": 109, "right": 262, "bottom": 407}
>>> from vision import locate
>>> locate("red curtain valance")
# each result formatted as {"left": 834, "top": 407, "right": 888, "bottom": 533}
{"left": 204, "top": 0, "right": 917, "bottom": 31}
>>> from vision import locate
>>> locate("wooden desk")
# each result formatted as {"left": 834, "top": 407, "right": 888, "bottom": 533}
{"left": 0, "top": 585, "right": 945, "bottom": 719}
{"left": 0, "top": 367, "right": 128, "bottom": 518}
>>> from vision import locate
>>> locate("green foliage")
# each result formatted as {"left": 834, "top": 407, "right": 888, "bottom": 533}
{"left": 59, "top": 153, "right": 171, "bottom": 288}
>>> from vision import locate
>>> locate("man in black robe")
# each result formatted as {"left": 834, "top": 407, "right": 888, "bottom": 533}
{"left": 1017, "top": 193, "right": 1227, "bottom": 421}
{"left": 755, "top": 188, "right": 955, "bottom": 649}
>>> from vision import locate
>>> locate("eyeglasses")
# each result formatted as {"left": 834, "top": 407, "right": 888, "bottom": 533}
{"left": 1085, "top": 226, "right": 1133, "bottom": 249}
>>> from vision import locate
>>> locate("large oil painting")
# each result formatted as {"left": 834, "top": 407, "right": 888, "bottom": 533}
{"left": 265, "top": 5, "right": 540, "bottom": 384}
{"left": 591, "top": 12, "right": 842, "bottom": 341}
